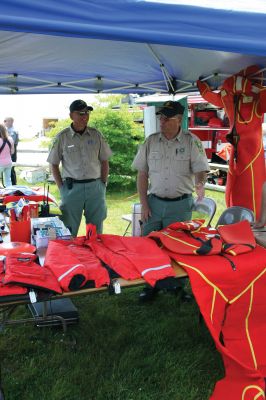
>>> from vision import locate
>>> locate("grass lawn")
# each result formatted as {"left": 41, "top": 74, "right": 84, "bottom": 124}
{"left": 0, "top": 182, "right": 226, "bottom": 400}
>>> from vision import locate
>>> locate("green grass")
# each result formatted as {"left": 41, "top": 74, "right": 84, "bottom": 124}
{"left": 0, "top": 182, "right": 227, "bottom": 400}
{"left": 1, "top": 290, "right": 224, "bottom": 400}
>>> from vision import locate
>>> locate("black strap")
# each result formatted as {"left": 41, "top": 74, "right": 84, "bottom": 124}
{"left": 219, "top": 253, "right": 237, "bottom": 271}
{"left": 189, "top": 231, "right": 216, "bottom": 255}
{"left": 225, "top": 94, "right": 246, "bottom": 162}
{"left": 0, "top": 139, "right": 11, "bottom": 155}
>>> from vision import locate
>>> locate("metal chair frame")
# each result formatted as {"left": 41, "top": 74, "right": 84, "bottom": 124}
{"left": 215, "top": 206, "right": 254, "bottom": 228}
{"left": 192, "top": 197, "right": 217, "bottom": 227}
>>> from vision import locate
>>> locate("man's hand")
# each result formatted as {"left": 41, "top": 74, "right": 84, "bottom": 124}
{"left": 141, "top": 204, "right": 152, "bottom": 222}
{"left": 195, "top": 182, "right": 205, "bottom": 201}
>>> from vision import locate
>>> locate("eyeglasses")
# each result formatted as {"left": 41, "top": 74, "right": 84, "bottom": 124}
{"left": 159, "top": 115, "right": 179, "bottom": 121}
{"left": 76, "top": 110, "right": 90, "bottom": 116}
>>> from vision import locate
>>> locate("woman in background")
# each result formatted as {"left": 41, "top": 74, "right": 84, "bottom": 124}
{"left": 0, "top": 124, "right": 14, "bottom": 187}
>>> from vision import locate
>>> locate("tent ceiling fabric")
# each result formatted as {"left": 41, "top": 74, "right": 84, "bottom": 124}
{"left": 0, "top": 0, "right": 266, "bottom": 94}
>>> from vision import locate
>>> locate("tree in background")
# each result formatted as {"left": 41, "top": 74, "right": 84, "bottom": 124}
{"left": 46, "top": 95, "right": 143, "bottom": 190}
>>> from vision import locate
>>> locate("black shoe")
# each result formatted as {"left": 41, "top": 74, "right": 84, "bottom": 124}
{"left": 139, "top": 286, "right": 159, "bottom": 302}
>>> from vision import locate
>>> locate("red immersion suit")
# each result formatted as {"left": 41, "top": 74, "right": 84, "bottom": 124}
{"left": 154, "top": 220, "right": 266, "bottom": 400}
{"left": 197, "top": 65, "right": 266, "bottom": 219}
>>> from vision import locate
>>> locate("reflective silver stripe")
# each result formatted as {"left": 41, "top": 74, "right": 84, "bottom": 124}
{"left": 141, "top": 264, "right": 172, "bottom": 276}
{"left": 236, "top": 76, "right": 243, "bottom": 91}
{"left": 58, "top": 264, "right": 83, "bottom": 282}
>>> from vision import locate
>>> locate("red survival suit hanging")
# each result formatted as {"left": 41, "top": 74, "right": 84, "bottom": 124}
{"left": 197, "top": 65, "right": 266, "bottom": 219}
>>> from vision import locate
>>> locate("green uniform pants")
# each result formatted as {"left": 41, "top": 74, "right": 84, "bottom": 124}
{"left": 142, "top": 194, "right": 193, "bottom": 293}
{"left": 142, "top": 194, "right": 193, "bottom": 236}
{"left": 59, "top": 179, "right": 107, "bottom": 236}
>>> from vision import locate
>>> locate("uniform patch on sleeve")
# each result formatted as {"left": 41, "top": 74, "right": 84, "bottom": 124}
{"left": 50, "top": 137, "right": 59, "bottom": 149}
{"left": 193, "top": 138, "right": 204, "bottom": 154}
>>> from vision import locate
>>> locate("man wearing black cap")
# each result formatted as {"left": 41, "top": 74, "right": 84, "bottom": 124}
{"left": 47, "top": 99, "right": 112, "bottom": 236}
{"left": 132, "top": 101, "right": 209, "bottom": 301}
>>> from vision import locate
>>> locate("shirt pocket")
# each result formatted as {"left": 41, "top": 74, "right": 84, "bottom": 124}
{"left": 64, "top": 145, "right": 80, "bottom": 162}
{"left": 148, "top": 151, "right": 162, "bottom": 172}
{"left": 174, "top": 153, "right": 191, "bottom": 175}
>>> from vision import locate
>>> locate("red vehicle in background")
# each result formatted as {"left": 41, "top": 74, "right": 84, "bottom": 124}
{"left": 188, "top": 94, "right": 230, "bottom": 162}
{"left": 187, "top": 94, "right": 230, "bottom": 185}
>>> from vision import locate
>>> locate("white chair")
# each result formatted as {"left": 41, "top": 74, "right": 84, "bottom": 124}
{"left": 215, "top": 206, "right": 254, "bottom": 228}
{"left": 122, "top": 214, "right": 133, "bottom": 236}
{"left": 192, "top": 197, "right": 217, "bottom": 227}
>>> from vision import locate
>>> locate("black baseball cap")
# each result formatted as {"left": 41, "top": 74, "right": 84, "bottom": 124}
{"left": 69, "top": 100, "right": 93, "bottom": 113}
{"left": 156, "top": 101, "right": 185, "bottom": 117}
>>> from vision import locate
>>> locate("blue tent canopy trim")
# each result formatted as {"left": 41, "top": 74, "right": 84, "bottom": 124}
{"left": 0, "top": 0, "right": 266, "bottom": 94}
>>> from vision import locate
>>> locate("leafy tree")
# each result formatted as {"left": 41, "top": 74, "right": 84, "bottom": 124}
{"left": 46, "top": 97, "right": 143, "bottom": 190}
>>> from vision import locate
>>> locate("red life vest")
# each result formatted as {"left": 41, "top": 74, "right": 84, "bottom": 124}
{"left": 148, "top": 220, "right": 256, "bottom": 258}
{"left": 149, "top": 228, "right": 222, "bottom": 255}
{"left": 44, "top": 239, "right": 110, "bottom": 292}
{"left": 0, "top": 261, "right": 28, "bottom": 297}
{"left": 0, "top": 271, "right": 28, "bottom": 297}
{"left": 3, "top": 252, "right": 62, "bottom": 294}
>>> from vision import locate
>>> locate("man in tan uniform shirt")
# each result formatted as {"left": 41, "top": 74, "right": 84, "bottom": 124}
{"left": 132, "top": 100, "right": 210, "bottom": 301}
{"left": 47, "top": 100, "right": 112, "bottom": 236}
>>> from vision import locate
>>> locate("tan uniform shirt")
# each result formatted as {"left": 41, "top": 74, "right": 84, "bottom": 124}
{"left": 47, "top": 125, "right": 112, "bottom": 180}
{"left": 132, "top": 130, "right": 210, "bottom": 198}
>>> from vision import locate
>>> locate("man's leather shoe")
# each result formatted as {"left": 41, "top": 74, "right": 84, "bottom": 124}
{"left": 139, "top": 286, "right": 159, "bottom": 302}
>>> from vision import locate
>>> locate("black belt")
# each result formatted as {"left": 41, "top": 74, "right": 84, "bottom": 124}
{"left": 65, "top": 178, "right": 99, "bottom": 183}
{"left": 152, "top": 193, "right": 192, "bottom": 202}
{"left": 72, "top": 178, "right": 98, "bottom": 183}
{"left": 64, "top": 177, "right": 99, "bottom": 189}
